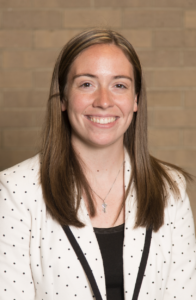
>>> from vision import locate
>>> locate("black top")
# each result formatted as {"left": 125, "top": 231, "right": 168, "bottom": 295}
{"left": 63, "top": 224, "right": 152, "bottom": 300}
{"left": 94, "top": 224, "right": 125, "bottom": 300}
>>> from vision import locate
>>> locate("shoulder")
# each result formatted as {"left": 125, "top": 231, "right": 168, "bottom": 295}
{"left": 0, "top": 154, "right": 41, "bottom": 185}
{"left": 162, "top": 166, "right": 194, "bottom": 226}
{"left": 161, "top": 164, "right": 187, "bottom": 199}
{"left": 0, "top": 154, "right": 43, "bottom": 214}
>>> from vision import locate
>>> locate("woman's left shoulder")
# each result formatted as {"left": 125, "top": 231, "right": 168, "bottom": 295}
{"left": 162, "top": 166, "right": 187, "bottom": 207}
{"left": 165, "top": 165, "right": 187, "bottom": 193}
{"left": 163, "top": 167, "right": 195, "bottom": 233}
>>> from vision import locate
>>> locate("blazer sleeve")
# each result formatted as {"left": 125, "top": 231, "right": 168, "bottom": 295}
{"left": 163, "top": 181, "right": 196, "bottom": 300}
{"left": 0, "top": 171, "right": 35, "bottom": 299}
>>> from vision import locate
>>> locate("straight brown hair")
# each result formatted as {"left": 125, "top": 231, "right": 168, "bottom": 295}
{"left": 40, "top": 29, "right": 192, "bottom": 232}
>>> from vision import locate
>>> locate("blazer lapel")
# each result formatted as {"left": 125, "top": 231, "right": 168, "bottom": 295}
{"left": 123, "top": 155, "right": 147, "bottom": 300}
{"left": 69, "top": 199, "right": 107, "bottom": 300}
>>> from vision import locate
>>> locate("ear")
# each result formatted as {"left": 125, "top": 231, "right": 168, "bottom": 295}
{"left": 133, "top": 94, "right": 138, "bottom": 112}
{"left": 61, "top": 99, "right": 67, "bottom": 111}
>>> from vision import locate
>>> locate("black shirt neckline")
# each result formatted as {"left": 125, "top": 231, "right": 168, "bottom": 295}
{"left": 93, "top": 223, "right": 125, "bottom": 234}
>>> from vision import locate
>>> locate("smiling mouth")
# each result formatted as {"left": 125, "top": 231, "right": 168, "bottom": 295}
{"left": 86, "top": 116, "right": 118, "bottom": 124}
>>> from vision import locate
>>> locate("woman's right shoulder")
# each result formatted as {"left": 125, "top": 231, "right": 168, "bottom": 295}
{"left": 0, "top": 154, "right": 41, "bottom": 184}
{"left": 0, "top": 154, "right": 44, "bottom": 212}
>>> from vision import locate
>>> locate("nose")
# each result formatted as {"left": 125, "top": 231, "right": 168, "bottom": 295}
{"left": 93, "top": 87, "right": 114, "bottom": 109}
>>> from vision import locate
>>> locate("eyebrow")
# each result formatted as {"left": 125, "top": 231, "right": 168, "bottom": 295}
{"left": 72, "top": 73, "right": 133, "bottom": 82}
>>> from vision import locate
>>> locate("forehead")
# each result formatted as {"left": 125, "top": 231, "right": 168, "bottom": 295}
{"left": 68, "top": 43, "right": 134, "bottom": 77}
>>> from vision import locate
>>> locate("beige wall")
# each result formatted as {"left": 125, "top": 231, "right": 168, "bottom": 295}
{"left": 0, "top": 0, "right": 196, "bottom": 224}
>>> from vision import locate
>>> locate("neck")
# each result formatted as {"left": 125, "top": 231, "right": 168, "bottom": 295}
{"left": 71, "top": 139, "right": 124, "bottom": 179}
{"left": 71, "top": 138, "right": 126, "bottom": 227}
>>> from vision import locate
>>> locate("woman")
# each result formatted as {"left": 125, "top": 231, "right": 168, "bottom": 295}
{"left": 0, "top": 29, "right": 195, "bottom": 300}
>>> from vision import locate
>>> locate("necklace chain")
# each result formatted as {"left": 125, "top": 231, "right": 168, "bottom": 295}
{"left": 91, "top": 160, "right": 125, "bottom": 213}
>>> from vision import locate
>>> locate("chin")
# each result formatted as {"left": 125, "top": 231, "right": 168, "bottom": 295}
{"left": 86, "top": 137, "right": 122, "bottom": 149}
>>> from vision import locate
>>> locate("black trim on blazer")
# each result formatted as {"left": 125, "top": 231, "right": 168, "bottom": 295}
{"left": 62, "top": 225, "right": 103, "bottom": 300}
{"left": 62, "top": 225, "right": 152, "bottom": 300}
{"left": 132, "top": 227, "right": 152, "bottom": 300}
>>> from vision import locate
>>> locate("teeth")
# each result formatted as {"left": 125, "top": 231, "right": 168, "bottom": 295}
{"left": 89, "top": 117, "right": 116, "bottom": 124}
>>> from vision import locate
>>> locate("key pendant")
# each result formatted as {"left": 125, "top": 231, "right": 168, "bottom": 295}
{"left": 102, "top": 202, "right": 107, "bottom": 213}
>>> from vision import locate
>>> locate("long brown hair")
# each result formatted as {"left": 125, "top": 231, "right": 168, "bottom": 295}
{"left": 40, "top": 29, "right": 192, "bottom": 231}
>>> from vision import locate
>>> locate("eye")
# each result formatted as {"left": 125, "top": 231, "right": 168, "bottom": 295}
{"left": 81, "top": 82, "right": 92, "bottom": 88}
{"left": 115, "top": 84, "right": 126, "bottom": 89}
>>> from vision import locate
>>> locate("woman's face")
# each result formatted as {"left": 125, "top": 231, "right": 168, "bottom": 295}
{"left": 62, "top": 43, "right": 138, "bottom": 149}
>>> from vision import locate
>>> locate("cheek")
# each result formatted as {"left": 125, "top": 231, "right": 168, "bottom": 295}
{"left": 67, "top": 96, "right": 86, "bottom": 119}
{"left": 68, "top": 92, "right": 91, "bottom": 115}
{"left": 125, "top": 93, "right": 138, "bottom": 114}
{"left": 123, "top": 96, "right": 137, "bottom": 115}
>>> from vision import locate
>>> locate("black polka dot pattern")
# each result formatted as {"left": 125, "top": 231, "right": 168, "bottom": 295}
{"left": 0, "top": 154, "right": 195, "bottom": 299}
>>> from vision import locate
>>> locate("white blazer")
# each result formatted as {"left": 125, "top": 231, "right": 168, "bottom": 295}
{"left": 0, "top": 154, "right": 196, "bottom": 300}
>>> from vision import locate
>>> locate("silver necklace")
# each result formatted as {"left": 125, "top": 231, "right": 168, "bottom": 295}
{"left": 91, "top": 161, "right": 124, "bottom": 213}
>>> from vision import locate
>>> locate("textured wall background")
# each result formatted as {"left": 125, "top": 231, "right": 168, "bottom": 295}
{"left": 0, "top": 0, "right": 196, "bottom": 224}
